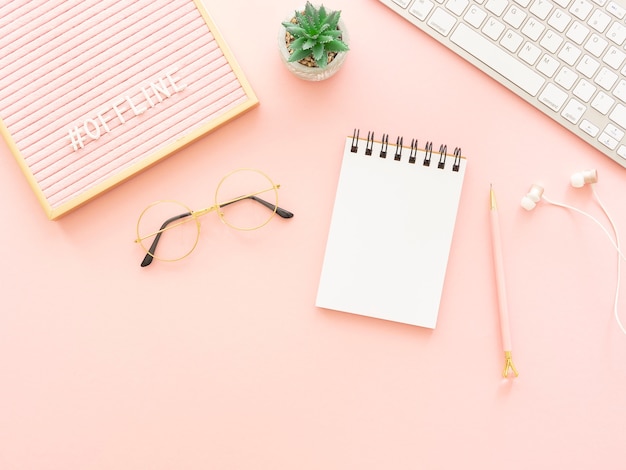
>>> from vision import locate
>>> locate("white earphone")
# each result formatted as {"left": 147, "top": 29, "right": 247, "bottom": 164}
{"left": 570, "top": 168, "right": 598, "bottom": 188}
{"left": 520, "top": 183, "right": 544, "bottom": 211}
{"left": 521, "top": 169, "right": 599, "bottom": 211}
{"left": 522, "top": 169, "right": 626, "bottom": 335}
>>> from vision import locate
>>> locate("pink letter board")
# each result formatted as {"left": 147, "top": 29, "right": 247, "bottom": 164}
{"left": 0, "top": 0, "right": 259, "bottom": 219}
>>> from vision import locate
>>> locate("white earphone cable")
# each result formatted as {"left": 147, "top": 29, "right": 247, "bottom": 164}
{"left": 541, "top": 191, "right": 626, "bottom": 335}
{"left": 541, "top": 195, "right": 626, "bottom": 261}
{"left": 592, "top": 187, "right": 626, "bottom": 336}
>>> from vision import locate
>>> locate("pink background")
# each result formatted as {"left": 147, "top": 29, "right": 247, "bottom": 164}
{"left": 2, "top": 0, "right": 626, "bottom": 468}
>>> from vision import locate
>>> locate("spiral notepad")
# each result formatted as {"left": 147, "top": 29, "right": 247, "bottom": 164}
{"left": 0, "top": 0, "right": 258, "bottom": 220}
{"left": 316, "top": 130, "right": 467, "bottom": 328}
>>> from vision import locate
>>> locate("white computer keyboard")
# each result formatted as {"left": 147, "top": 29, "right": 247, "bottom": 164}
{"left": 380, "top": 0, "right": 626, "bottom": 167}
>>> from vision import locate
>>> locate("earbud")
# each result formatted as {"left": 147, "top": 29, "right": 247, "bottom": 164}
{"left": 520, "top": 169, "right": 626, "bottom": 335}
{"left": 570, "top": 169, "right": 598, "bottom": 188}
{"left": 521, "top": 184, "right": 544, "bottom": 211}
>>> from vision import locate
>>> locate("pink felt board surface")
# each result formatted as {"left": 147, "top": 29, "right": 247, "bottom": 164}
{"left": 1, "top": 0, "right": 626, "bottom": 469}
{"left": 0, "top": 0, "right": 257, "bottom": 219}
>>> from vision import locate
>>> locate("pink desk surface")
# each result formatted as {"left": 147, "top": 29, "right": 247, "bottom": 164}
{"left": 2, "top": 1, "right": 626, "bottom": 469}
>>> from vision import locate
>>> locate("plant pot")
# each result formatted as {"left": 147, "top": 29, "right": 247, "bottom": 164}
{"left": 278, "top": 17, "right": 349, "bottom": 81}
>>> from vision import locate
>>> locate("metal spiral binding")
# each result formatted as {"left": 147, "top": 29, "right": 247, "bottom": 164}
{"left": 394, "top": 136, "right": 403, "bottom": 161}
{"left": 366, "top": 131, "right": 374, "bottom": 155}
{"left": 349, "top": 129, "right": 462, "bottom": 172}
{"left": 424, "top": 141, "right": 433, "bottom": 167}
{"left": 453, "top": 147, "right": 462, "bottom": 172}
{"left": 379, "top": 134, "right": 389, "bottom": 158}
{"left": 409, "top": 139, "right": 418, "bottom": 164}
{"left": 438, "top": 144, "right": 447, "bottom": 169}
{"left": 350, "top": 128, "right": 360, "bottom": 153}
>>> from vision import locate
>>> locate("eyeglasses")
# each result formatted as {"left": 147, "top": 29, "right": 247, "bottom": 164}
{"left": 135, "top": 168, "right": 294, "bottom": 267}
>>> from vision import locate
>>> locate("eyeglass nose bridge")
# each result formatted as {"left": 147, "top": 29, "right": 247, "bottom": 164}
{"left": 191, "top": 205, "right": 218, "bottom": 218}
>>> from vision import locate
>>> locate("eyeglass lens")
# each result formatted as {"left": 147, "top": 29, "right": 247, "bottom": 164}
{"left": 215, "top": 168, "right": 278, "bottom": 231}
{"left": 137, "top": 200, "right": 199, "bottom": 263}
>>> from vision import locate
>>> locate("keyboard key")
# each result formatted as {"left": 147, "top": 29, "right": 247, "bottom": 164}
{"left": 573, "top": 78, "right": 597, "bottom": 101}
{"left": 613, "top": 79, "right": 626, "bottom": 102}
{"left": 587, "top": 9, "right": 611, "bottom": 32}
{"left": 603, "top": 46, "right": 626, "bottom": 69}
{"left": 604, "top": 122, "right": 625, "bottom": 140}
{"left": 562, "top": 98, "right": 587, "bottom": 123}
{"left": 501, "top": 29, "right": 525, "bottom": 51}
{"left": 610, "top": 103, "right": 626, "bottom": 127}
{"left": 548, "top": 9, "right": 573, "bottom": 32}
{"left": 576, "top": 54, "right": 600, "bottom": 77}
{"left": 598, "top": 132, "right": 619, "bottom": 149}
{"left": 606, "top": 22, "right": 626, "bottom": 45}
{"left": 540, "top": 29, "right": 564, "bottom": 52}
{"left": 592, "top": 90, "right": 615, "bottom": 113}
{"left": 410, "top": 0, "right": 435, "bottom": 20}
{"left": 464, "top": 5, "right": 488, "bottom": 27}
{"left": 569, "top": 0, "right": 593, "bottom": 20}
{"left": 555, "top": 66, "right": 578, "bottom": 88}
{"left": 504, "top": 5, "right": 527, "bottom": 27}
{"left": 566, "top": 21, "right": 590, "bottom": 44}
{"left": 519, "top": 42, "right": 543, "bottom": 64}
{"left": 392, "top": 0, "right": 412, "bottom": 6}
{"left": 558, "top": 42, "right": 582, "bottom": 65}
{"left": 584, "top": 33, "right": 608, "bottom": 56}
{"left": 450, "top": 23, "right": 546, "bottom": 95}
{"left": 522, "top": 18, "right": 546, "bottom": 39}
{"left": 594, "top": 66, "right": 618, "bottom": 89}
{"left": 486, "top": 0, "right": 508, "bottom": 15}
{"left": 607, "top": 1, "right": 626, "bottom": 18}
{"left": 580, "top": 119, "right": 600, "bottom": 136}
{"left": 537, "top": 54, "right": 561, "bottom": 76}
{"left": 483, "top": 17, "right": 506, "bottom": 39}
{"left": 446, "top": 0, "right": 469, "bottom": 15}
{"left": 530, "top": 0, "right": 554, "bottom": 19}
{"left": 540, "top": 82, "right": 569, "bottom": 110}
{"left": 427, "top": 7, "right": 457, "bottom": 35}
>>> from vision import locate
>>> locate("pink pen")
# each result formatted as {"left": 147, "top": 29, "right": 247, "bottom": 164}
{"left": 490, "top": 186, "right": 519, "bottom": 378}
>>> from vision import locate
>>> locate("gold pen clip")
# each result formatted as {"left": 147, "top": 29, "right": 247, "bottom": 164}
{"left": 502, "top": 351, "right": 519, "bottom": 378}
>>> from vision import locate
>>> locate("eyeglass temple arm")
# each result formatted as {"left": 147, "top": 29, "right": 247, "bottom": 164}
{"left": 249, "top": 195, "right": 294, "bottom": 218}
{"left": 219, "top": 195, "right": 294, "bottom": 218}
{"left": 141, "top": 211, "right": 192, "bottom": 267}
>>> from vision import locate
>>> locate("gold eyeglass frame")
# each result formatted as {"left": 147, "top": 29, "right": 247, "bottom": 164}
{"left": 135, "top": 168, "right": 291, "bottom": 266}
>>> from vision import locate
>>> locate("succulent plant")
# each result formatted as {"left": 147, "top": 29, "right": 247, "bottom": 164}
{"left": 282, "top": 2, "right": 349, "bottom": 69}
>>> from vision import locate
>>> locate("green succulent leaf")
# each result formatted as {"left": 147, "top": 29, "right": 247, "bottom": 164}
{"left": 288, "top": 48, "right": 314, "bottom": 63}
{"left": 312, "top": 43, "right": 324, "bottom": 61}
{"left": 324, "top": 40, "right": 350, "bottom": 52}
{"left": 283, "top": 24, "right": 306, "bottom": 36}
{"left": 304, "top": 1, "right": 316, "bottom": 18}
{"left": 283, "top": 1, "right": 349, "bottom": 68}
{"left": 317, "top": 50, "right": 329, "bottom": 68}
{"left": 290, "top": 37, "right": 308, "bottom": 51}
{"left": 326, "top": 11, "right": 340, "bottom": 29}
{"left": 317, "top": 34, "right": 334, "bottom": 43}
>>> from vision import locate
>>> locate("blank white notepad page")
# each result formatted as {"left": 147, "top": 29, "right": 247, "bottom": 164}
{"left": 316, "top": 134, "right": 467, "bottom": 328}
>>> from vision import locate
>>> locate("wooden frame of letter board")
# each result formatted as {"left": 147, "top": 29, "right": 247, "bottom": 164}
{"left": 0, "top": 0, "right": 258, "bottom": 220}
